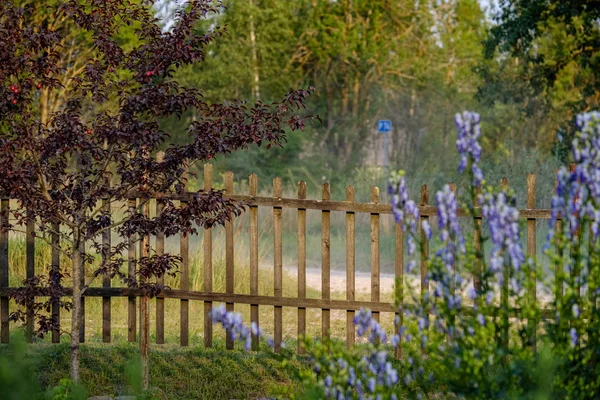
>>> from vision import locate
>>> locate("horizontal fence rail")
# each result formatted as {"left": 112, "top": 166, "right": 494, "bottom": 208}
{"left": 0, "top": 165, "right": 564, "bottom": 357}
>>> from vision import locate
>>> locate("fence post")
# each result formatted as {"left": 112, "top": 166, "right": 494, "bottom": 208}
{"left": 102, "top": 194, "right": 112, "bottom": 343}
{"left": 527, "top": 173, "right": 537, "bottom": 349}
{"left": 394, "top": 210, "right": 403, "bottom": 359}
{"left": 127, "top": 196, "right": 137, "bottom": 343}
{"left": 473, "top": 185, "right": 483, "bottom": 293}
{"left": 51, "top": 223, "right": 60, "bottom": 343}
{"left": 180, "top": 165, "right": 189, "bottom": 346}
{"left": 249, "top": 173, "right": 259, "bottom": 351}
{"left": 79, "top": 238, "right": 85, "bottom": 343}
{"left": 273, "top": 177, "right": 283, "bottom": 352}
{"left": 500, "top": 177, "right": 509, "bottom": 350}
{"left": 371, "top": 186, "right": 381, "bottom": 323}
{"left": 322, "top": 183, "right": 331, "bottom": 340}
{"left": 139, "top": 195, "right": 150, "bottom": 389}
{"left": 0, "top": 198, "right": 8, "bottom": 344}
{"left": 420, "top": 185, "right": 429, "bottom": 304}
{"left": 297, "top": 181, "right": 307, "bottom": 353}
{"left": 225, "top": 171, "right": 235, "bottom": 350}
{"left": 204, "top": 164, "right": 213, "bottom": 348}
{"left": 346, "top": 185, "right": 355, "bottom": 349}
{"left": 26, "top": 211, "right": 35, "bottom": 342}
{"left": 155, "top": 153, "right": 165, "bottom": 345}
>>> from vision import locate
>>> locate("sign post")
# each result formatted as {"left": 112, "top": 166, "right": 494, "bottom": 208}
{"left": 377, "top": 120, "right": 392, "bottom": 171}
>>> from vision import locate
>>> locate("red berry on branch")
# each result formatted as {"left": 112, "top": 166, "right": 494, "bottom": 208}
{"left": 86, "top": 129, "right": 92, "bottom": 135}
{"left": 36, "top": 83, "right": 42, "bottom": 89}
{"left": 11, "top": 99, "right": 17, "bottom": 105}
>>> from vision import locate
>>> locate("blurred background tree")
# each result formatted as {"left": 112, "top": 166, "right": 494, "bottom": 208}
{"left": 25, "top": 0, "right": 600, "bottom": 198}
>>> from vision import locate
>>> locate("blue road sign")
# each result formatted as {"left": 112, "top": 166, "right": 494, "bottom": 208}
{"left": 377, "top": 120, "right": 392, "bottom": 133}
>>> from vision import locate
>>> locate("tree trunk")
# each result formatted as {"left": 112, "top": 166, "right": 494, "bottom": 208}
{"left": 70, "top": 229, "right": 82, "bottom": 383}
{"left": 249, "top": 0, "right": 260, "bottom": 101}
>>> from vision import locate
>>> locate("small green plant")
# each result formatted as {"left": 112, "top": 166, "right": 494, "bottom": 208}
{"left": 44, "top": 378, "right": 87, "bottom": 400}
{"left": 0, "top": 333, "right": 42, "bottom": 400}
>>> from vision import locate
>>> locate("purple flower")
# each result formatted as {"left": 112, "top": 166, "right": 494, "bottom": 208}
{"left": 367, "top": 377, "right": 376, "bottom": 393}
{"left": 477, "top": 313, "right": 485, "bottom": 326}
{"left": 548, "top": 112, "right": 600, "bottom": 245}
{"left": 391, "top": 334, "right": 400, "bottom": 348}
{"left": 467, "top": 286, "right": 477, "bottom": 300}
{"left": 422, "top": 219, "right": 432, "bottom": 241}
{"left": 455, "top": 111, "right": 483, "bottom": 186}
{"left": 481, "top": 190, "right": 525, "bottom": 273}
{"left": 570, "top": 327, "right": 578, "bottom": 347}
{"left": 354, "top": 308, "right": 387, "bottom": 343}
{"left": 210, "top": 305, "right": 254, "bottom": 350}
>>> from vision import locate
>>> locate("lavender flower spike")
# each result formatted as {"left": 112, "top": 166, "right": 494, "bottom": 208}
{"left": 455, "top": 111, "right": 483, "bottom": 186}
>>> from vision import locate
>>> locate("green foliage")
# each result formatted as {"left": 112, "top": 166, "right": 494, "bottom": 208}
{"left": 45, "top": 379, "right": 87, "bottom": 400}
{"left": 0, "top": 333, "right": 42, "bottom": 399}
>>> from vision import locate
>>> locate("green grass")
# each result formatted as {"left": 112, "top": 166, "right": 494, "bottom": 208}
{"left": 0, "top": 338, "right": 309, "bottom": 399}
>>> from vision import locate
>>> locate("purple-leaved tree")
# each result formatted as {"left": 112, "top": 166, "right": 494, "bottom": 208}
{"left": 0, "top": 0, "right": 314, "bottom": 385}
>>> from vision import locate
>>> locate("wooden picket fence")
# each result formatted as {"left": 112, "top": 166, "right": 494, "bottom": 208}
{"left": 0, "top": 165, "right": 557, "bottom": 355}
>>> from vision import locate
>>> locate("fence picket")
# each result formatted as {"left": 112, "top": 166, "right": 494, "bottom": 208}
{"left": 500, "top": 177, "right": 509, "bottom": 349}
{"left": 180, "top": 166, "right": 189, "bottom": 346}
{"left": 0, "top": 199, "right": 8, "bottom": 343}
{"left": 204, "top": 164, "right": 213, "bottom": 348}
{"left": 102, "top": 197, "right": 112, "bottom": 343}
{"left": 474, "top": 185, "right": 482, "bottom": 293}
{"left": 51, "top": 223, "right": 60, "bottom": 343}
{"left": 394, "top": 216, "right": 403, "bottom": 359}
{"left": 26, "top": 212, "right": 34, "bottom": 342}
{"left": 527, "top": 173, "right": 537, "bottom": 347}
{"left": 346, "top": 186, "right": 356, "bottom": 348}
{"left": 127, "top": 197, "right": 137, "bottom": 342}
{"left": 322, "top": 183, "right": 331, "bottom": 339}
{"left": 249, "top": 173, "right": 259, "bottom": 351}
{"left": 420, "top": 185, "right": 429, "bottom": 302}
{"left": 225, "top": 171, "right": 235, "bottom": 350}
{"left": 297, "top": 181, "right": 307, "bottom": 353}
{"left": 139, "top": 195, "right": 150, "bottom": 387}
{"left": 273, "top": 177, "right": 283, "bottom": 352}
{"left": 155, "top": 153, "right": 165, "bottom": 344}
{"left": 370, "top": 187, "right": 380, "bottom": 323}
{"left": 79, "top": 238, "right": 85, "bottom": 343}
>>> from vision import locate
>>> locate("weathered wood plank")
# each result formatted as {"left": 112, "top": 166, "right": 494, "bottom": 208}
{"left": 473, "top": 185, "right": 483, "bottom": 293}
{"left": 297, "top": 181, "right": 307, "bottom": 354}
{"left": 0, "top": 199, "right": 8, "bottom": 344}
{"left": 102, "top": 198, "right": 112, "bottom": 343}
{"left": 203, "top": 164, "right": 213, "bottom": 348}
{"left": 122, "top": 190, "right": 557, "bottom": 219}
{"left": 249, "top": 174, "right": 259, "bottom": 351}
{"left": 79, "top": 239, "right": 85, "bottom": 343}
{"left": 500, "top": 177, "right": 509, "bottom": 349}
{"left": 394, "top": 219, "right": 403, "bottom": 359}
{"left": 139, "top": 196, "right": 150, "bottom": 388}
{"left": 155, "top": 152, "right": 165, "bottom": 345}
{"left": 224, "top": 171, "right": 235, "bottom": 350}
{"left": 370, "top": 186, "right": 380, "bottom": 323}
{"left": 346, "top": 186, "right": 355, "bottom": 349}
{"left": 2, "top": 286, "right": 555, "bottom": 319}
{"left": 322, "top": 183, "right": 331, "bottom": 340}
{"left": 180, "top": 166, "right": 189, "bottom": 347}
{"left": 26, "top": 212, "right": 35, "bottom": 342}
{"left": 420, "top": 185, "right": 429, "bottom": 301}
{"left": 51, "top": 223, "right": 60, "bottom": 343}
{"left": 527, "top": 173, "right": 537, "bottom": 348}
{"left": 127, "top": 198, "right": 137, "bottom": 342}
{"left": 273, "top": 177, "right": 283, "bottom": 352}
